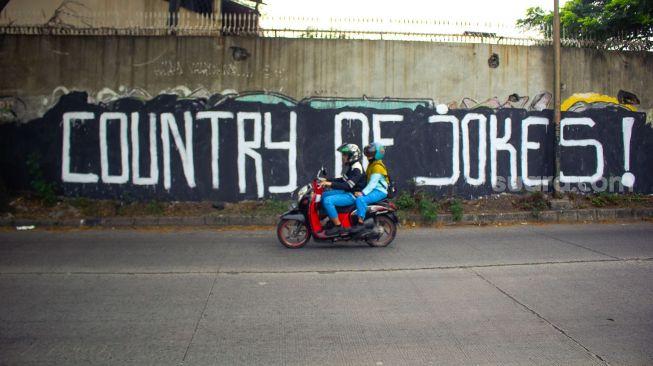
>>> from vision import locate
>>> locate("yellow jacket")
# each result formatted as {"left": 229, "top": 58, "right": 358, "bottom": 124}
{"left": 363, "top": 160, "right": 389, "bottom": 195}
{"left": 366, "top": 160, "right": 389, "bottom": 182}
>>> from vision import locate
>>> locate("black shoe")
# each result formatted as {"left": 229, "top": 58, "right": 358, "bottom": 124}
{"left": 325, "top": 225, "right": 346, "bottom": 236}
{"left": 349, "top": 222, "right": 366, "bottom": 235}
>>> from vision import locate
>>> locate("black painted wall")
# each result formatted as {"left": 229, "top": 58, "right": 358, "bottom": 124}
{"left": 1, "top": 92, "right": 650, "bottom": 201}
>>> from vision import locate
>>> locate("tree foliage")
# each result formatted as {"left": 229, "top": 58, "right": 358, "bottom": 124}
{"left": 517, "top": 0, "right": 653, "bottom": 51}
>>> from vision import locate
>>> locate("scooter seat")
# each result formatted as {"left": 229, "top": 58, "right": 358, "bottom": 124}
{"left": 318, "top": 205, "right": 355, "bottom": 217}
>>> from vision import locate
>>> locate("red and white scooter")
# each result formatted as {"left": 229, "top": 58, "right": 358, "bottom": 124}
{"left": 277, "top": 167, "right": 398, "bottom": 249}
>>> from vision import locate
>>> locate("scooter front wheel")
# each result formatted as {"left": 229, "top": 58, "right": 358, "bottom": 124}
{"left": 277, "top": 219, "right": 311, "bottom": 248}
{"left": 366, "top": 215, "right": 397, "bottom": 247}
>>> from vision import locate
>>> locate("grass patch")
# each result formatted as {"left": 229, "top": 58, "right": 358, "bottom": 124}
{"left": 69, "top": 197, "right": 103, "bottom": 217}
{"left": 257, "top": 199, "right": 290, "bottom": 215}
{"left": 417, "top": 192, "right": 439, "bottom": 224}
{"left": 393, "top": 191, "right": 417, "bottom": 210}
{"left": 144, "top": 201, "right": 164, "bottom": 215}
{"left": 26, "top": 153, "right": 57, "bottom": 206}
{"left": 449, "top": 198, "right": 464, "bottom": 222}
{"left": 213, "top": 199, "right": 290, "bottom": 216}
{"left": 392, "top": 190, "right": 439, "bottom": 223}
{"left": 517, "top": 192, "right": 549, "bottom": 216}
{"left": 590, "top": 192, "right": 645, "bottom": 207}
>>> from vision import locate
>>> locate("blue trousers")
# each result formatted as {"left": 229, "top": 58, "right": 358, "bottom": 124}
{"left": 355, "top": 189, "right": 387, "bottom": 221}
{"left": 322, "top": 190, "right": 356, "bottom": 219}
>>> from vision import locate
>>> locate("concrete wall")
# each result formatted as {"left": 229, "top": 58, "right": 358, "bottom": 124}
{"left": 1, "top": 35, "right": 651, "bottom": 122}
{"left": 1, "top": 35, "right": 651, "bottom": 201}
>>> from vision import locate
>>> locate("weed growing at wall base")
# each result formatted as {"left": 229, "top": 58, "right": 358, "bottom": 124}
{"left": 391, "top": 191, "right": 441, "bottom": 223}
{"left": 26, "top": 153, "right": 57, "bottom": 206}
{"left": 144, "top": 201, "right": 164, "bottom": 215}
{"left": 590, "top": 192, "right": 645, "bottom": 208}
{"left": 517, "top": 192, "right": 549, "bottom": 217}
{"left": 449, "top": 198, "right": 464, "bottom": 222}
{"left": 418, "top": 193, "right": 439, "bottom": 224}
{"left": 393, "top": 191, "right": 417, "bottom": 210}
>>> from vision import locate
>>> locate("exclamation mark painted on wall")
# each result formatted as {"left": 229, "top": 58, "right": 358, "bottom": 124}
{"left": 621, "top": 117, "right": 635, "bottom": 188}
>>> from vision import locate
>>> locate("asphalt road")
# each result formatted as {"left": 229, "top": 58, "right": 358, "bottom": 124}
{"left": 1, "top": 223, "right": 652, "bottom": 366}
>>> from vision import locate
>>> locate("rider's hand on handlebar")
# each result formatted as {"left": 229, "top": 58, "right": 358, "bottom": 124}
{"left": 319, "top": 180, "right": 331, "bottom": 188}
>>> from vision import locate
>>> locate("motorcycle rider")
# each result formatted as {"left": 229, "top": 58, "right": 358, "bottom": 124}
{"left": 318, "top": 143, "right": 366, "bottom": 236}
{"left": 352, "top": 142, "right": 389, "bottom": 231}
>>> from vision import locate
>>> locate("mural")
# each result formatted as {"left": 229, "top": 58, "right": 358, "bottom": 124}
{"left": 0, "top": 91, "right": 650, "bottom": 201}
{"left": 0, "top": 96, "right": 26, "bottom": 123}
{"left": 561, "top": 91, "right": 640, "bottom": 112}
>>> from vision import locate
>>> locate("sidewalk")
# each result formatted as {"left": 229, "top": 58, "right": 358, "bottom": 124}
{"left": 3, "top": 207, "right": 652, "bottom": 229}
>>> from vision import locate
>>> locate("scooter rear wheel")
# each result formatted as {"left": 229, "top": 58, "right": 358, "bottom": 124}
{"left": 366, "top": 215, "right": 397, "bottom": 247}
{"left": 277, "top": 219, "right": 310, "bottom": 248}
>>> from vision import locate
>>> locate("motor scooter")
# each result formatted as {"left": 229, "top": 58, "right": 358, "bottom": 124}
{"left": 277, "top": 167, "right": 398, "bottom": 248}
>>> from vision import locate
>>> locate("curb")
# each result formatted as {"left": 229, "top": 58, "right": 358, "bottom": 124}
{"left": 1, "top": 214, "right": 278, "bottom": 229}
{"left": 400, "top": 207, "right": 653, "bottom": 226}
{"left": 1, "top": 208, "right": 652, "bottom": 229}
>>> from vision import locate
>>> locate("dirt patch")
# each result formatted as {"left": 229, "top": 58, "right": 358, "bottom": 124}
{"left": 1, "top": 194, "right": 289, "bottom": 221}
{"left": 392, "top": 191, "right": 653, "bottom": 220}
{"left": 1, "top": 192, "right": 652, "bottom": 222}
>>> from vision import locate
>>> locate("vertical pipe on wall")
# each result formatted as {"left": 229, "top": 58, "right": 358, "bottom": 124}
{"left": 553, "top": 0, "right": 562, "bottom": 197}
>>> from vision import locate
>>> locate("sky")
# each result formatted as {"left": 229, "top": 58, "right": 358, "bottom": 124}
{"left": 256, "top": 0, "right": 571, "bottom": 39}
{"left": 260, "top": 0, "right": 569, "bottom": 25}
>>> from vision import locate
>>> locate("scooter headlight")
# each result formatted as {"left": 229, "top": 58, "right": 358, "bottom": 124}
{"left": 296, "top": 184, "right": 310, "bottom": 202}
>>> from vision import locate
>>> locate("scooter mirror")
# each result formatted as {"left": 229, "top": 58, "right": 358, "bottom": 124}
{"left": 318, "top": 166, "right": 327, "bottom": 178}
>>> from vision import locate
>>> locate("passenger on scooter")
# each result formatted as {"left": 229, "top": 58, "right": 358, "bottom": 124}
{"left": 352, "top": 142, "right": 389, "bottom": 230}
{"left": 318, "top": 143, "right": 366, "bottom": 236}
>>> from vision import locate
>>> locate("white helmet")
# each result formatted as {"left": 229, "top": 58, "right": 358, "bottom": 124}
{"left": 337, "top": 143, "right": 361, "bottom": 163}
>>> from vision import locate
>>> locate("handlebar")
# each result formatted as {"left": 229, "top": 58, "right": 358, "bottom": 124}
{"left": 317, "top": 166, "right": 327, "bottom": 179}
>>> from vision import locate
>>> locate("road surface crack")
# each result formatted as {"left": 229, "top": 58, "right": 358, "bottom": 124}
{"left": 471, "top": 269, "right": 610, "bottom": 366}
{"left": 2, "top": 257, "right": 652, "bottom": 276}
{"left": 219, "top": 259, "right": 626, "bottom": 275}
{"left": 180, "top": 268, "right": 220, "bottom": 365}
